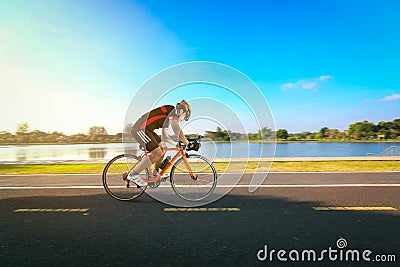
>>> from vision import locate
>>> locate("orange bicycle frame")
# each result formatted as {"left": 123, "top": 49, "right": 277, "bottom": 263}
{"left": 129, "top": 146, "right": 196, "bottom": 183}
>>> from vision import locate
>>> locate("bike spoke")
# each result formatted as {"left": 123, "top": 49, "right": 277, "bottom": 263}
{"left": 170, "top": 154, "right": 217, "bottom": 201}
{"left": 102, "top": 154, "right": 147, "bottom": 201}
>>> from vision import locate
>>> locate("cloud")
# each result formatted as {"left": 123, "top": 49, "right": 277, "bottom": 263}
{"left": 379, "top": 93, "right": 400, "bottom": 102}
{"left": 280, "top": 75, "right": 333, "bottom": 91}
{"left": 280, "top": 80, "right": 316, "bottom": 90}
{"left": 281, "top": 83, "right": 296, "bottom": 90}
{"left": 318, "top": 75, "right": 333, "bottom": 81}
{"left": 301, "top": 81, "right": 317, "bottom": 90}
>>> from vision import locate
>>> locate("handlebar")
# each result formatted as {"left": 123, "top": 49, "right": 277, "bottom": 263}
{"left": 190, "top": 135, "right": 204, "bottom": 143}
{"left": 178, "top": 135, "right": 203, "bottom": 149}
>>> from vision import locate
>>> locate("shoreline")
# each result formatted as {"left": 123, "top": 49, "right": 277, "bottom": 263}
{"left": 1, "top": 140, "right": 400, "bottom": 146}
{"left": 1, "top": 156, "right": 399, "bottom": 165}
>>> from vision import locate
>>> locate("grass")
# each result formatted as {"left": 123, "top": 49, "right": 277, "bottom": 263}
{"left": 269, "top": 161, "right": 400, "bottom": 172}
{"left": 0, "top": 161, "right": 399, "bottom": 174}
{"left": 0, "top": 163, "right": 105, "bottom": 174}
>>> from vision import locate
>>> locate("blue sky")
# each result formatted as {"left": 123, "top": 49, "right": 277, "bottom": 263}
{"left": 0, "top": 0, "right": 399, "bottom": 134}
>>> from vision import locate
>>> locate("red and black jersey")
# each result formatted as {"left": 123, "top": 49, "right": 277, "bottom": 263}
{"left": 133, "top": 105, "right": 177, "bottom": 131}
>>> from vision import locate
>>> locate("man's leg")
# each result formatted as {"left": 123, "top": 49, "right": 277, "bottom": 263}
{"left": 133, "top": 147, "right": 163, "bottom": 173}
{"left": 131, "top": 129, "right": 163, "bottom": 174}
{"left": 153, "top": 142, "right": 166, "bottom": 170}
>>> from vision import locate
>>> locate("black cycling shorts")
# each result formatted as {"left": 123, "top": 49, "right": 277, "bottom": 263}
{"left": 131, "top": 128, "right": 161, "bottom": 152}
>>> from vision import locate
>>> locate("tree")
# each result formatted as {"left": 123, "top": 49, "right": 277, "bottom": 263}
{"left": 205, "top": 127, "right": 230, "bottom": 141}
{"left": 89, "top": 126, "right": 108, "bottom": 136}
{"left": 258, "top": 127, "right": 274, "bottom": 141}
{"left": 112, "top": 133, "right": 123, "bottom": 142}
{"left": 276, "top": 129, "right": 288, "bottom": 140}
{"left": 393, "top": 119, "right": 400, "bottom": 130}
{"left": 16, "top": 122, "right": 30, "bottom": 143}
{"left": 204, "top": 131, "right": 214, "bottom": 140}
{"left": 247, "top": 133, "right": 259, "bottom": 141}
{"left": 88, "top": 126, "right": 108, "bottom": 142}
{"left": 67, "top": 133, "right": 89, "bottom": 143}
{"left": 0, "top": 131, "right": 15, "bottom": 144}
{"left": 30, "top": 130, "right": 48, "bottom": 143}
{"left": 319, "top": 127, "right": 329, "bottom": 140}
{"left": 326, "top": 129, "right": 340, "bottom": 140}
{"left": 16, "top": 122, "right": 30, "bottom": 134}
{"left": 45, "top": 131, "right": 66, "bottom": 143}
{"left": 348, "top": 121, "right": 378, "bottom": 140}
{"left": 377, "top": 120, "right": 399, "bottom": 139}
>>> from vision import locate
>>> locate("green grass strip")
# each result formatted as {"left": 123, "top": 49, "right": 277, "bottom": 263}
{"left": 0, "top": 164, "right": 105, "bottom": 174}
{"left": 0, "top": 161, "right": 399, "bottom": 174}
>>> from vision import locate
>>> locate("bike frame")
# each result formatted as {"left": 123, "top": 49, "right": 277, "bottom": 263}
{"left": 129, "top": 145, "right": 196, "bottom": 183}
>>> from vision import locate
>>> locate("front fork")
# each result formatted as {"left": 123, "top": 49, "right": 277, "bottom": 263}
{"left": 182, "top": 153, "right": 198, "bottom": 180}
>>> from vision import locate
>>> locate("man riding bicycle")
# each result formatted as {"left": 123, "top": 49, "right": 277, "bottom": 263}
{"left": 128, "top": 100, "right": 197, "bottom": 186}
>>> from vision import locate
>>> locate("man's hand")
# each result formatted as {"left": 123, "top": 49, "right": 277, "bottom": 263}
{"left": 187, "top": 140, "right": 200, "bottom": 151}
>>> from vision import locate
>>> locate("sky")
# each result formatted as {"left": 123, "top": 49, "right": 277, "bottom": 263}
{"left": 0, "top": 0, "right": 399, "bottom": 135}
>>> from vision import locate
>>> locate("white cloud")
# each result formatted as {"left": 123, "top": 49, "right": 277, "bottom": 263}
{"left": 280, "top": 75, "right": 332, "bottom": 91}
{"left": 300, "top": 81, "right": 317, "bottom": 90}
{"left": 379, "top": 93, "right": 400, "bottom": 102}
{"left": 318, "top": 75, "right": 333, "bottom": 81}
{"left": 280, "top": 83, "right": 296, "bottom": 90}
{"left": 280, "top": 80, "right": 317, "bottom": 91}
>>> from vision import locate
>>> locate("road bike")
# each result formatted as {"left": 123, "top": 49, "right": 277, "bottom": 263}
{"left": 102, "top": 136, "right": 217, "bottom": 202}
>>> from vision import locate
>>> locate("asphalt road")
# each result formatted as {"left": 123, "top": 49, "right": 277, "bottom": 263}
{"left": 1, "top": 172, "right": 399, "bottom": 266}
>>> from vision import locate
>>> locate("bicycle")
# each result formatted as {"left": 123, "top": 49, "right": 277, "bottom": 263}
{"left": 102, "top": 136, "right": 217, "bottom": 202}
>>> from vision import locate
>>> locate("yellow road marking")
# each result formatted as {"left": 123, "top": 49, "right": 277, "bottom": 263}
{"left": 164, "top": 207, "right": 240, "bottom": 212}
{"left": 313, "top": 206, "right": 397, "bottom": 211}
{"left": 14, "top": 208, "right": 89, "bottom": 213}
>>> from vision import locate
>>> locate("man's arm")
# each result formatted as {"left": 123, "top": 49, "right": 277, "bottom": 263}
{"left": 162, "top": 128, "right": 178, "bottom": 146}
{"left": 169, "top": 120, "right": 189, "bottom": 146}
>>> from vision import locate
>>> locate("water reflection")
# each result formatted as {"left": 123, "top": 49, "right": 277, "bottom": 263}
{"left": 88, "top": 148, "right": 107, "bottom": 159}
{"left": 1, "top": 142, "right": 399, "bottom": 162}
{"left": 15, "top": 149, "right": 27, "bottom": 161}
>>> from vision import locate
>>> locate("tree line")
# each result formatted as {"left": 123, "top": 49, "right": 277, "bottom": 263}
{"left": 204, "top": 127, "right": 274, "bottom": 141}
{"left": 0, "top": 123, "right": 121, "bottom": 144}
{"left": 204, "top": 119, "right": 400, "bottom": 142}
{"left": 1, "top": 119, "right": 399, "bottom": 145}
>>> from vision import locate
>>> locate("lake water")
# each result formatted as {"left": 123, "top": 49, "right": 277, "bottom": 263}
{"left": 0, "top": 142, "right": 399, "bottom": 162}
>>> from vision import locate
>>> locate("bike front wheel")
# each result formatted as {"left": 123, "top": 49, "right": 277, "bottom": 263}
{"left": 102, "top": 154, "right": 148, "bottom": 201}
{"left": 170, "top": 154, "right": 217, "bottom": 201}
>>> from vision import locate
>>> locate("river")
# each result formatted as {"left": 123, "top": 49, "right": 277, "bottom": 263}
{"left": 0, "top": 142, "right": 399, "bottom": 162}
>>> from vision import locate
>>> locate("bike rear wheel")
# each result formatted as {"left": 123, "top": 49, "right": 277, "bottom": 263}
{"left": 102, "top": 154, "right": 148, "bottom": 201}
{"left": 170, "top": 154, "right": 217, "bottom": 201}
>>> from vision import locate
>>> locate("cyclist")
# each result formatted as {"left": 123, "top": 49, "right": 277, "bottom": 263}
{"left": 128, "top": 100, "right": 196, "bottom": 186}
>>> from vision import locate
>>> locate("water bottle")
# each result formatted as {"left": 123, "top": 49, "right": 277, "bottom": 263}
{"left": 159, "top": 156, "right": 171, "bottom": 170}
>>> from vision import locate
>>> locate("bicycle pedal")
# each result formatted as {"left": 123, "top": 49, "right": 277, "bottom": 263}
{"left": 148, "top": 181, "right": 160, "bottom": 188}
